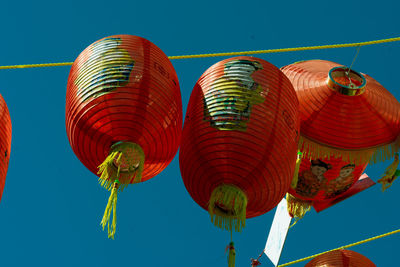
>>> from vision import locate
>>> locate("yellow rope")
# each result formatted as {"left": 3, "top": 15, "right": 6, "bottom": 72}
{"left": 169, "top": 37, "right": 400, "bottom": 59}
{"left": 278, "top": 228, "right": 400, "bottom": 266}
{"left": 0, "top": 62, "right": 74, "bottom": 70}
{"left": 0, "top": 37, "right": 399, "bottom": 69}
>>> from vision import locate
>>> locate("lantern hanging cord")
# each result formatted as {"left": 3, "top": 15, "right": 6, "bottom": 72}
{"left": 345, "top": 46, "right": 361, "bottom": 88}
{"left": 0, "top": 37, "right": 399, "bottom": 69}
{"left": 346, "top": 46, "right": 361, "bottom": 74}
{"left": 277, "top": 228, "right": 400, "bottom": 267}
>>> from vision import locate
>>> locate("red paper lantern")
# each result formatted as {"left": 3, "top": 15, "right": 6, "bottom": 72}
{"left": 281, "top": 60, "right": 400, "bottom": 219}
{"left": 305, "top": 249, "right": 376, "bottom": 267}
{"left": 0, "top": 95, "right": 11, "bottom": 203}
{"left": 281, "top": 60, "right": 400, "bottom": 162}
{"left": 66, "top": 35, "right": 182, "bottom": 238}
{"left": 179, "top": 56, "right": 299, "bottom": 265}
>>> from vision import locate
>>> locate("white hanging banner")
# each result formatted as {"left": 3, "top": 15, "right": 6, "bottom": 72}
{"left": 264, "top": 197, "right": 292, "bottom": 266}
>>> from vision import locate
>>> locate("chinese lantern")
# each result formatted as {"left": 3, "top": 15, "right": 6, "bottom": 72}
{"left": 180, "top": 56, "right": 300, "bottom": 266}
{"left": 66, "top": 35, "right": 182, "bottom": 238}
{"left": 305, "top": 249, "right": 376, "bottom": 267}
{"left": 281, "top": 60, "right": 400, "bottom": 220}
{"left": 0, "top": 95, "right": 11, "bottom": 203}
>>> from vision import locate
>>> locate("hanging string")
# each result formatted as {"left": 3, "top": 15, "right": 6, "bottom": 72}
{"left": 227, "top": 228, "right": 236, "bottom": 267}
{"left": 345, "top": 46, "right": 361, "bottom": 88}
{"left": 347, "top": 46, "right": 361, "bottom": 74}
{"left": 277, "top": 228, "right": 400, "bottom": 267}
{"left": 0, "top": 37, "right": 399, "bottom": 70}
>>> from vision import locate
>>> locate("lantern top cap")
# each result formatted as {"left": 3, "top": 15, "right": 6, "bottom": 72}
{"left": 327, "top": 66, "right": 366, "bottom": 96}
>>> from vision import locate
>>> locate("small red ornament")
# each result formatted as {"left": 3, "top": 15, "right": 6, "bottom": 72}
{"left": 0, "top": 95, "right": 11, "bottom": 203}
{"left": 305, "top": 249, "right": 376, "bottom": 267}
{"left": 66, "top": 35, "right": 182, "bottom": 238}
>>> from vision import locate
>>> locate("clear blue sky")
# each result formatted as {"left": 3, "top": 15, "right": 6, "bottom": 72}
{"left": 0, "top": 1, "right": 399, "bottom": 266}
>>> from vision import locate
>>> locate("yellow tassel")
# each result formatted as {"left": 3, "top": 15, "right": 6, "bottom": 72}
{"left": 377, "top": 153, "right": 399, "bottom": 192}
{"left": 226, "top": 242, "right": 236, "bottom": 267}
{"left": 298, "top": 135, "right": 382, "bottom": 165}
{"left": 98, "top": 151, "right": 121, "bottom": 190}
{"left": 97, "top": 142, "right": 145, "bottom": 190}
{"left": 286, "top": 193, "right": 311, "bottom": 228}
{"left": 291, "top": 151, "right": 303, "bottom": 189}
{"left": 208, "top": 184, "right": 248, "bottom": 233}
{"left": 101, "top": 181, "right": 119, "bottom": 239}
{"left": 97, "top": 142, "right": 145, "bottom": 239}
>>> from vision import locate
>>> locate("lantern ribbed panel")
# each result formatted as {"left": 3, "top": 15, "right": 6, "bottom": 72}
{"left": 180, "top": 56, "right": 300, "bottom": 218}
{"left": 0, "top": 94, "right": 11, "bottom": 202}
{"left": 66, "top": 35, "right": 182, "bottom": 182}
{"left": 289, "top": 156, "right": 368, "bottom": 201}
{"left": 281, "top": 60, "right": 400, "bottom": 150}
{"left": 305, "top": 250, "right": 376, "bottom": 267}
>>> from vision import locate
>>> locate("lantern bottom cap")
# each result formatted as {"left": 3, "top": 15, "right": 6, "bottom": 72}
{"left": 286, "top": 193, "right": 311, "bottom": 227}
{"left": 208, "top": 184, "right": 248, "bottom": 232}
{"left": 98, "top": 141, "right": 145, "bottom": 190}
